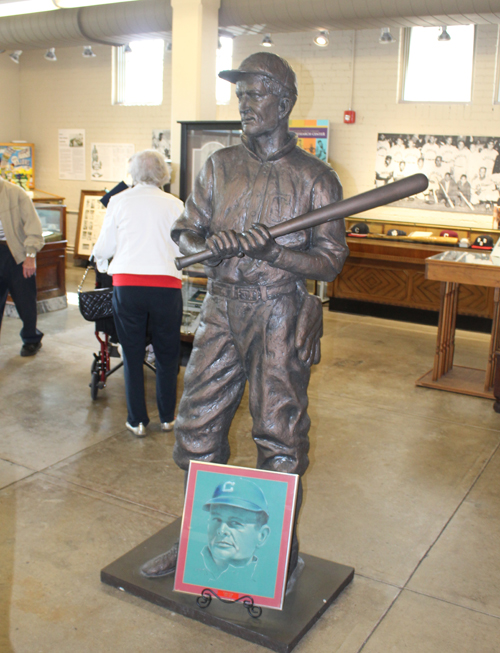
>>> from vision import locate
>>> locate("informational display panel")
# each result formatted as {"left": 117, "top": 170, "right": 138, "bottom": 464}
{"left": 90, "top": 143, "right": 134, "bottom": 182}
{"left": 58, "top": 129, "right": 86, "bottom": 181}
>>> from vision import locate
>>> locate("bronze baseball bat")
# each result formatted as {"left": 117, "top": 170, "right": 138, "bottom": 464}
{"left": 175, "top": 173, "right": 429, "bottom": 270}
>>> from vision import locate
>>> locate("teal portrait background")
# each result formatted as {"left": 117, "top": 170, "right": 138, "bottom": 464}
{"left": 182, "top": 470, "right": 291, "bottom": 598}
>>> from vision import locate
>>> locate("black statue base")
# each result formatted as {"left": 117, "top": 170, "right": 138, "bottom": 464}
{"left": 101, "top": 519, "right": 354, "bottom": 653}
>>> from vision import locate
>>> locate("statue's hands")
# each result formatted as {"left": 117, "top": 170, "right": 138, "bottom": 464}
{"left": 295, "top": 292, "right": 323, "bottom": 366}
{"left": 205, "top": 230, "right": 241, "bottom": 267}
{"left": 237, "top": 224, "right": 281, "bottom": 263}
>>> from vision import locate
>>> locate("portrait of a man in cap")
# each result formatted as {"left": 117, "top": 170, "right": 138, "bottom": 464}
{"left": 199, "top": 478, "right": 271, "bottom": 583}
{"left": 141, "top": 52, "right": 348, "bottom": 582}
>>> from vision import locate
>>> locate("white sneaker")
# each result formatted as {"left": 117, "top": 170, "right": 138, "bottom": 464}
{"left": 126, "top": 422, "right": 147, "bottom": 437}
{"left": 161, "top": 420, "right": 175, "bottom": 432}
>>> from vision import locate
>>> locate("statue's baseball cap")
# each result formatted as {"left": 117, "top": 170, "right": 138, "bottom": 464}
{"left": 203, "top": 477, "right": 269, "bottom": 518}
{"left": 219, "top": 52, "right": 297, "bottom": 97}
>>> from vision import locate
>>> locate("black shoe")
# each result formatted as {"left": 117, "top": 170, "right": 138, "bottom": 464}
{"left": 20, "top": 342, "right": 42, "bottom": 357}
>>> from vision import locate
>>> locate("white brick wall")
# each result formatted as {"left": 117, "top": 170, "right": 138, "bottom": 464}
{"left": 0, "top": 55, "right": 20, "bottom": 141}
{"left": 17, "top": 44, "right": 172, "bottom": 246}
{"left": 1, "top": 25, "right": 499, "bottom": 248}
{"left": 218, "top": 25, "right": 500, "bottom": 228}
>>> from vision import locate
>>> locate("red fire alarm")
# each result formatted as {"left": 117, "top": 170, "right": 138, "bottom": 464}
{"left": 344, "top": 110, "right": 356, "bottom": 124}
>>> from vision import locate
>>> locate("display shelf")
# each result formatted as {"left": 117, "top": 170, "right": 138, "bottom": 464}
{"left": 329, "top": 217, "right": 500, "bottom": 318}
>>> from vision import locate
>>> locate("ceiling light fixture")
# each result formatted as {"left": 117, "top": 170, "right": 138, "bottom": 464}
{"left": 9, "top": 50, "right": 22, "bottom": 64}
{"left": 82, "top": 45, "right": 96, "bottom": 58}
{"left": 261, "top": 34, "right": 273, "bottom": 48}
{"left": 438, "top": 26, "right": 451, "bottom": 42}
{"left": 314, "top": 30, "right": 329, "bottom": 47}
{"left": 379, "top": 27, "right": 396, "bottom": 44}
{"left": 44, "top": 48, "right": 57, "bottom": 61}
{"left": 124, "top": 44, "right": 132, "bottom": 53}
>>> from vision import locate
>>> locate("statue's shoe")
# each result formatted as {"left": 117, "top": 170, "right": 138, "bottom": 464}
{"left": 140, "top": 542, "right": 179, "bottom": 578}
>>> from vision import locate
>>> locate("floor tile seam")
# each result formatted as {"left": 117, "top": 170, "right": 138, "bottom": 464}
{"left": 403, "top": 587, "right": 500, "bottom": 620}
{"left": 38, "top": 470, "right": 181, "bottom": 520}
{"left": 357, "top": 588, "right": 404, "bottom": 652}
{"left": 0, "top": 455, "right": 37, "bottom": 472}
{"left": 0, "top": 470, "right": 39, "bottom": 493}
{"left": 351, "top": 571, "right": 402, "bottom": 590}
{"left": 38, "top": 431, "right": 132, "bottom": 473}
{"left": 402, "top": 438, "right": 500, "bottom": 590}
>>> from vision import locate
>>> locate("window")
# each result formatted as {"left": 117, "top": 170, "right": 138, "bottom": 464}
{"left": 216, "top": 37, "right": 233, "bottom": 105}
{"left": 113, "top": 39, "right": 164, "bottom": 106}
{"left": 402, "top": 25, "right": 475, "bottom": 102}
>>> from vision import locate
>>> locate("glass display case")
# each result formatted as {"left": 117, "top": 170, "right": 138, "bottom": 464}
{"left": 179, "top": 121, "right": 242, "bottom": 202}
{"left": 181, "top": 264, "right": 207, "bottom": 340}
{"left": 35, "top": 204, "right": 66, "bottom": 243}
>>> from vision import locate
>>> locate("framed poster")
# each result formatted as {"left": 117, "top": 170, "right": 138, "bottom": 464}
{"left": 179, "top": 121, "right": 242, "bottom": 202}
{"left": 174, "top": 461, "right": 298, "bottom": 610}
{"left": 375, "top": 133, "right": 500, "bottom": 215}
{"left": 74, "top": 190, "right": 107, "bottom": 259}
{"left": 0, "top": 143, "right": 35, "bottom": 190}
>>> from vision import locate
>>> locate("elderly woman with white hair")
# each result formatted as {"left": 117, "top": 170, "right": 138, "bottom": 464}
{"left": 93, "top": 150, "right": 184, "bottom": 437}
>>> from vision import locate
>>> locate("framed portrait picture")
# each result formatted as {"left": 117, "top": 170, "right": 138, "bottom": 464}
{"left": 74, "top": 190, "right": 107, "bottom": 259}
{"left": 174, "top": 461, "right": 299, "bottom": 610}
{"left": 0, "top": 143, "right": 35, "bottom": 190}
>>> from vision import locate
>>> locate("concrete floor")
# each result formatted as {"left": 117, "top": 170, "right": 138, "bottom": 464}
{"left": 1, "top": 265, "right": 500, "bottom": 652}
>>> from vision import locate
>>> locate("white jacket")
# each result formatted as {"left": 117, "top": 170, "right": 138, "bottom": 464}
{"left": 93, "top": 184, "right": 184, "bottom": 278}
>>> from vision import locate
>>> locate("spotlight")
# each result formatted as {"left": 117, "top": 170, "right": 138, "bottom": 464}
{"left": 9, "top": 50, "right": 22, "bottom": 64}
{"left": 82, "top": 45, "right": 96, "bottom": 58}
{"left": 379, "top": 27, "right": 396, "bottom": 44}
{"left": 438, "top": 26, "right": 451, "bottom": 42}
{"left": 124, "top": 44, "right": 132, "bottom": 53}
{"left": 44, "top": 48, "right": 57, "bottom": 61}
{"left": 261, "top": 34, "right": 273, "bottom": 48}
{"left": 314, "top": 30, "right": 329, "bottom": 47}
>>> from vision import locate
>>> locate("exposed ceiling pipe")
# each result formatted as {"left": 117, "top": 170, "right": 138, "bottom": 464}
{"left": 0, "top": 0, "right": 500, "bottom": 50}
{"left": 0, "top": 0, "right": 172, "bottom": 49}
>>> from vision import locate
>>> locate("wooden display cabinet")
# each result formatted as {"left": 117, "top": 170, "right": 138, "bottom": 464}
{"left": 329, "top": 217, "right": 500, "bottom": 318}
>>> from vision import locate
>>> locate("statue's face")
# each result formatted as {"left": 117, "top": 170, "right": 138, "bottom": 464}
{"left": 236, "top": 76, "right": 283, "bottom": 138}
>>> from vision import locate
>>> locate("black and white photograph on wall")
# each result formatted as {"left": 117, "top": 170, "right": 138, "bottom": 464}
{"left": 151, "top": 129, "right": 171, "bottom": 161}
{"left": 375, "top": 133, "right": 500, "bottom": 214}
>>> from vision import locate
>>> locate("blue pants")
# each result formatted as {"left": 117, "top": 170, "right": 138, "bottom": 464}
{"left": 0, "top": 245, "right": 43, "bottom": 344}
{"left": 112, "top": 285, "right": 182, "bottom": 427}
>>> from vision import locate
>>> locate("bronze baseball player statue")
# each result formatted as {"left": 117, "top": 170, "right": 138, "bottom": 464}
{"left": 141, "top": 52, "right": 349, "bottom": 582}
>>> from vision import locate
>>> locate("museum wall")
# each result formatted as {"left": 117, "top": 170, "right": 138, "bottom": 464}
{"left": 1, "top": 24, "right": 499, "bottom": 251}
{"left": 15, "top": 44, "right": 172, "bottom": 248}
{"left": 0, "top": 56, "right": 20, "bottom": 143}
{"left": 218, "top": 25, "right": 500, "bottom": 230}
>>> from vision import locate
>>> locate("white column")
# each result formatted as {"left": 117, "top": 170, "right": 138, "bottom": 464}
{"left": 170, "top": 0, "right": 220, "bottom": 195}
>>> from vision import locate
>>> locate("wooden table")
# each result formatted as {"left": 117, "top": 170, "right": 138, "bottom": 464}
{"left": 416, "top": 250, "right": 500, "bottom": 399}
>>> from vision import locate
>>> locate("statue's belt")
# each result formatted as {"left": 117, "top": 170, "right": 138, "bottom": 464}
{"left": 207, "top": 279, "right": 297, "bottom": 303}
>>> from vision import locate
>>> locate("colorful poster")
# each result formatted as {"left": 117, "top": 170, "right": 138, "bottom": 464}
{"left": 289, "top": 119, "right": 329, "bottom": 162}
{"left": 0, "top": 143, "right": 34, "bottom": 190}
{"left": 59, "top": 129, "right": 86, "bottom": 181}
